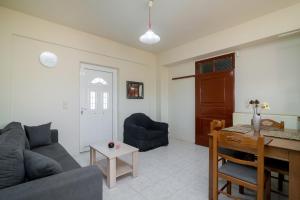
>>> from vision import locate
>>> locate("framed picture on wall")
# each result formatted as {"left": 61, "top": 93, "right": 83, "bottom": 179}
{"left": 126, "top": 81, "right": 144, "bottom": 99}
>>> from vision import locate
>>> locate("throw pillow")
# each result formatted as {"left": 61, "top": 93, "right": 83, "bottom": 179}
{"left": 24, "top": 150, "right": 63, "bottom": 180}
{"left": 2, "top": 122, "right": 30, "bottom": 149}
{"left": 24, "top": 123, "right": 52, "bottom": 148}
{"left": 0, "top": 145, "right": 25, "bottom": 189}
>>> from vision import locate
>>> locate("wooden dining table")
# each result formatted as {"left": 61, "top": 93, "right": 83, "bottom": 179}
{"left": 208, "top": 126, "right": 300, "bottom": 200}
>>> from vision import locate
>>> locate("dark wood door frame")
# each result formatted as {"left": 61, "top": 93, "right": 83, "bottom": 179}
{"left": 195, "top": 53, "right": 235, "bottom": 146}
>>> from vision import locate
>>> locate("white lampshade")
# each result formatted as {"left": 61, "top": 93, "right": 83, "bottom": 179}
{"left": 139, "top": 29, "right": 160, "bottom": 45}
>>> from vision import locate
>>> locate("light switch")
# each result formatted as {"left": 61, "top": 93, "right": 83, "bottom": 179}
{"left": 62, "top": 101, "right": 68, "bottom": 110}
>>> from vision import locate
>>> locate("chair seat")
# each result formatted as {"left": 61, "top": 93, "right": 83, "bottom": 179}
{"left": 219, "top": 161, "right": 257, "bottom": 184}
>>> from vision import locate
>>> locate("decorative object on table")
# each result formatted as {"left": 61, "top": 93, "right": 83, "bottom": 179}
{"left": 249, "top": 99, "right": 270, "bottom": 135}
{"left": 108, "top": 141, "right": 115, "bottom": 149}
{"left": 126, "top": 81, "right": 144, "bottom": 99}
{"left": 115, "top": 143, "right": 121, "bottom": 150}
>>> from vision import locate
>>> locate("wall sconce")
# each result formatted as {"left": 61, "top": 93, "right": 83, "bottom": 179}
{"left": 39, "top": 51, "right": 58, "bottom": 68}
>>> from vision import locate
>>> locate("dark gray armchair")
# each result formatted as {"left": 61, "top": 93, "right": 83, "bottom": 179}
{"left": 123, "top": 113, "right": 168, "bottom": 151}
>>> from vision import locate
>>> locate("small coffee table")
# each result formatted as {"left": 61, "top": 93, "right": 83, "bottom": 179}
{"left": 90, "top": 142, "right": 139, "bottom": 188}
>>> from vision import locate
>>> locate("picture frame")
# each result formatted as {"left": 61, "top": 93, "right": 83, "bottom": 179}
{"left": 126, "top": 81, "right": 144, "bottom": 99}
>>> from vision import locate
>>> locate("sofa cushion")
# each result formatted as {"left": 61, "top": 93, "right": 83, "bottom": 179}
{"left": 32, "top": 143, "right": 80, "bottom": 171}
{"left": 0, "top": 145, "right": 25, "bottom": 189}
{"left": 24, "top": 150, "right": 63, "bottom": 180}
{"left": 24, "top": 123, "right": 52, "bottom": 148}
{"left": 2, "top": 122, "right": 30, "bottom": 149}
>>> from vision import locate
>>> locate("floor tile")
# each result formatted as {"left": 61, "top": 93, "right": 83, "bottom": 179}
{"left": 74, "top": 138, "right": 288, "bottom": 200}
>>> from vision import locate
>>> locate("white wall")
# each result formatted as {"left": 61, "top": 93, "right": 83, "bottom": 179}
{"left": 0, "top": 7, "right": 158, "bottom": 155}
{"left": 235, "top": 35, "right": 300, "bottom": 115}
{"left": 167, "top": 61, "right": 195, "bottom": 143}
{"left": 165, "top": 36, "right": 300, "bottom": 143}
{"left": 158, "top": 3, "right": 300, "bottom": 65}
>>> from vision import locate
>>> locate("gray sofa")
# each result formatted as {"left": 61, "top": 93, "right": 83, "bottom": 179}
{"left": 0, "top": 122, "right": 102, "bottom": 200}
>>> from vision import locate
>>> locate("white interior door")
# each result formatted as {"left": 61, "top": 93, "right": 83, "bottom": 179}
{"left": 80, "top": 63, "right": 117, "bottom": 152}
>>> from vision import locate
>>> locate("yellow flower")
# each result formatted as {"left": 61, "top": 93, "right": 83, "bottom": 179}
{"left": 261, "top": 102, "right": 270, "bottom": 110}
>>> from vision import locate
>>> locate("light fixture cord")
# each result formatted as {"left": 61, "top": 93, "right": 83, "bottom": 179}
{"left": 148, "top": 3, "right": 151, "bottom": 29}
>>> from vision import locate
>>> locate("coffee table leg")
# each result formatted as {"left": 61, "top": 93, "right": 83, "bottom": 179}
{"left": 108, "top": 158, "right": 116, "bottom": 188}
{"left": 90, "top": 148, "right": 95, "bottom": 165}
{"left": 132, "top": 151, "right": 138, "bottom": 177}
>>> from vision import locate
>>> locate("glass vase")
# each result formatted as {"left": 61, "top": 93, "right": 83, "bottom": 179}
{"left": 252, "top": 112, "right": 261, "bottom": 136}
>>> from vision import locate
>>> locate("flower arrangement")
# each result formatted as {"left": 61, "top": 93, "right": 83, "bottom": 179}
{"left": 249, "top": 99, "right": 270, "bottom": 114}
{"left": 249, "top": 99, "right": 270, "bottom": 135}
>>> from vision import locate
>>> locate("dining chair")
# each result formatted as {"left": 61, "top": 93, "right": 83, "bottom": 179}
{"left": 260, "top": 119, "right": 284, "bottom": 130}
{"left": 260, "top": 119, "right": 288, "bottom": 192}
{"left": 210, "top": 120, "right": 233, "bottom": 194}
{"left": 212, "top": 130, "right": 271, "bottom": 200}
{"left": 210, "top": 120, "right": 247, "bottom": 195}
{"left": 210, "top": 120, "right": 225, "bottom": 132}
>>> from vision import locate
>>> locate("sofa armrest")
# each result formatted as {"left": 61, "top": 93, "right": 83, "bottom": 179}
{"left": 152, "top": 121, "right": 168, "bottom": 133}
{"left": 0, "top": 166, "right": 102, "bottom": 200}
{"left": 50, "top": 129, "right": 58, "bottom": 143}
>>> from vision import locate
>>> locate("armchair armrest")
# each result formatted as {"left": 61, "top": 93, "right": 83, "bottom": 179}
{"left": 50, "top": 129, "right": 58, "bottom": 143}
{"left": 152, "top": 121, "right": 168, "bottom": 133}
{"left": 0, "top": 166, "right": 102, "bottom": 200}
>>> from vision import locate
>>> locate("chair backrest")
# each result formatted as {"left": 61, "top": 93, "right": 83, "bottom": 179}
{"left": 261, "top": 119, "right": 284, "bottom": 130}
{"left": 212, "top": 130, "right": 265, "bottom": 197}
{"left": 210, "top": 120, "right": 225, "bottom": 132}
{"left": 124, "top": 113, "right": 153, "bottom": 128}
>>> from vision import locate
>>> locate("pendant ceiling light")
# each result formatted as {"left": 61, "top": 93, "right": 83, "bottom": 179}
{"left": 139, "top": 0, "right": 160, "bottom": 45}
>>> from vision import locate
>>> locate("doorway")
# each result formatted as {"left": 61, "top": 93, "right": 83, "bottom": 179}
{"left": 80, "top": 63, "right": 117, "bottom": 152}
{"left": 195, "top": 53, "right": 235, "bottom": 146}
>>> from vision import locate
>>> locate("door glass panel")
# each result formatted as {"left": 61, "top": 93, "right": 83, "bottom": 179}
{"left": 90, "top": 91, "right": 96, "bottom": 110}
{"left": 103, "top": 92, "right": 108, "bottom": 110}
{"left": 215, "top": 57, "right": 233, "bottom": 72}
{"left": 91, "top": 77, "right": 107, "bottom": 85}
{"left": 198, "top": 61, "right": 213, "bottom": 74}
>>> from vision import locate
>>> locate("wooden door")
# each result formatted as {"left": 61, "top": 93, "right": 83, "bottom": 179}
{"left": 195, "top": 53, "right": 234, "bottom": 146}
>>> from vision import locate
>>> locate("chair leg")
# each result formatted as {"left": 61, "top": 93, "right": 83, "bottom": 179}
{"left": 227, "top": 181, "right": 232, "bottom": 195}
{"left": 278, "top": 173, "right": 284, "bottom": 191}
{"left": 265, "top": 171, "right": 271, "bottom": 200}
{"left": 239, "top": 186, "right": 244, "bottom": 194}
{"left": 222, "top": 158, "right": 226, "bottom": 165}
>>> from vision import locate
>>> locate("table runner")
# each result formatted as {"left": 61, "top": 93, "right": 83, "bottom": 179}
{"left": 222, "top": 124, "right": 300, "bottom": 141}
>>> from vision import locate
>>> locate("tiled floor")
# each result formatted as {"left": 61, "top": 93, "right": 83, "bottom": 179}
{"left": 74, "top": 138, "right": 288, "bottom": 200}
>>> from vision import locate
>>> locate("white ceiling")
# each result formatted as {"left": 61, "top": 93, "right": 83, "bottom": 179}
{"left": 1, "top": 0, "right": 300, "bottom": 53}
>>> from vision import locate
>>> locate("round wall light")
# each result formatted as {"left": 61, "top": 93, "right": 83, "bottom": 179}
{"left": 39, "top": 51, "right": 58, "bottom": 68}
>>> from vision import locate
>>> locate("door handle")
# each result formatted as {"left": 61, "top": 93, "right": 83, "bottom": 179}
{"left": 81, "top": 107, "right": 87, "bottom": 115}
